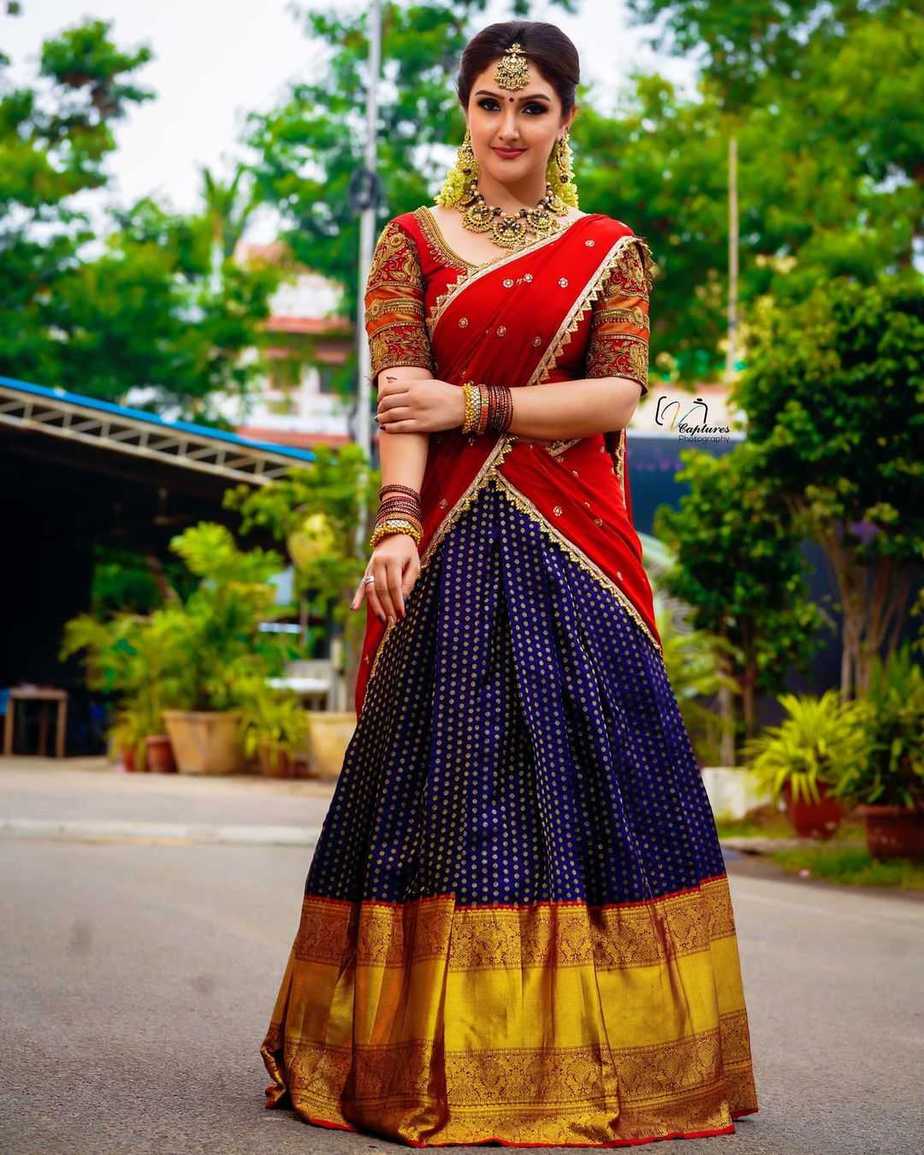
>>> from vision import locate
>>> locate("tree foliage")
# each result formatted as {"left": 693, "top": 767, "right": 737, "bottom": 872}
{"left": 0, "top": 20, "right": 280, "bottom": 417}
{"left": 654, "top": 441, "right": 826, "bottom": 749}
{"left": 734, "top": 272, "right": 924, "bottom": 696}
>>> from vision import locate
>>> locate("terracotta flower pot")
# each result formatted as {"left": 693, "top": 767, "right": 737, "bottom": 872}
{"left": 162, "top": 709, "right": 244, "bottom": 775}
{"left": 120, "top": 745, "right": 137, "bottom": 773}
{"left": 258, "top": 744, "right": 293, "bottom": 778}
{"left": 855, "top": 804, "right": 924, "bottom": 862}
{"left": 782, "top": 779, "right": 844, "bottom": 840}
{"left": 145, "top": 734, "right": 176, "bottom": 773}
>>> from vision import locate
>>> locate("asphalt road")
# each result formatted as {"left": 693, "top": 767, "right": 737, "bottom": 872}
{"left": 1, "top": 761, "right": 922, "bottom": 1154}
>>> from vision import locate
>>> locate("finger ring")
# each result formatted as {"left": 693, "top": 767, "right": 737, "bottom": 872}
{"left": 362, "top": 575, "right": 375, "bottom": 585}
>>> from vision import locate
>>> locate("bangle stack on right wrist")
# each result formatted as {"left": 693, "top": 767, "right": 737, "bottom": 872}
{"left": 369, "top": 483, "right": 423, "bottom": 550}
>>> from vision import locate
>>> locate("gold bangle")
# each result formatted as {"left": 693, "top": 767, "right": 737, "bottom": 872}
{"left": 369, "top": 519, "right": 422, "bottom": 550}
{"left": 461, "top": 380, "right": 478, "bottom": 434}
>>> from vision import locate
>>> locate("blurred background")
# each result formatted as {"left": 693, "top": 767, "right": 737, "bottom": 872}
{"left": 0, "top": 2, "right": 920, "bottom": 839}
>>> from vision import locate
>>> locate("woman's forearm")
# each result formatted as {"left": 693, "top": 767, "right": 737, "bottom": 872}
{"left": 376, "top": 367, "right": 430, "bottom": 492}
{"left": 504, "top": 377, "right": 641, "bottom": 440}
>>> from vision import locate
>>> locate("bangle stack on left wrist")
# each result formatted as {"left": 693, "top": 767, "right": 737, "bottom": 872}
{"left": 460, "top": 381, "right": 513, "bottom": 436}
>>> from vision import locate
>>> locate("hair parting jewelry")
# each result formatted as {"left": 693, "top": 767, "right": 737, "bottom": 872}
{"left": 493, "top": 41, "right": 531, "bottom": 91}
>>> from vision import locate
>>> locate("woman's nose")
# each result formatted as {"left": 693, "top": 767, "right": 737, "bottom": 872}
{"left": 497, "top": 108, "right": 521, "bottom": 141}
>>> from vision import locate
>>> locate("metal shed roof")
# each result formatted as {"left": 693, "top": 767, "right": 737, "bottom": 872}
{"left": 0, "top": 375, "right": 317, "bottom": 485}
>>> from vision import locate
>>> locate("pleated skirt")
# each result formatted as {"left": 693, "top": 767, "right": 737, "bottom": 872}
{"left": 259, "top": 477, "right": 759, "bottom": 1147}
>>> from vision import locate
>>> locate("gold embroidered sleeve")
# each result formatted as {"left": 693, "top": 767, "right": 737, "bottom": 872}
{"left": 584, "top": 236, "right": 655, "bottom": 397}
{"left": 364, "top": 219, "right": 434, "bottom": 384}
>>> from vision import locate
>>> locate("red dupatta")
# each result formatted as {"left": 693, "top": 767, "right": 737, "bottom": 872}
{"left": 356, "top": 212, "right": 660, "bottom": 715}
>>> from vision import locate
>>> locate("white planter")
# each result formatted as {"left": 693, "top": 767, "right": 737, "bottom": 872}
{"left": 700, "top": 767, "right": 774, "bottom": 822}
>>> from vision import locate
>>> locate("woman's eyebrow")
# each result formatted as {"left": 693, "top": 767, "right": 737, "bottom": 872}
{"left": 474, "top": 89, "right": 551, "bottom": 101}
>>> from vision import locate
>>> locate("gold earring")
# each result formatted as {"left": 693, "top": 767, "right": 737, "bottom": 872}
{"left": 435, "top": 126, "right": 479, "bottom": 208}
{"left": 546, "top": 127, "right": 579, "bottom": 208}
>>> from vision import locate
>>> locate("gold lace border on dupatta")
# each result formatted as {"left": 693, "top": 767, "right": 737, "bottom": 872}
{"left": 415, "top": 206, "right": 600, "bottom": 339}
{"left": 491, "top": 473, "right": 662, "bottom": 655}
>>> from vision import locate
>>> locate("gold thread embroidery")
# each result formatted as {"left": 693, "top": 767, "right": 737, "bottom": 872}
{"left": 292, "top": 873, "right": 739, "bottom": 969}
{"left": 365, "top": 219, "right": 434, "bottom": 378}
{"left": 530, "top": 232, "right": 645, "bottom": 390}
{"left": 263, "top": 1026, "right": 757, "bottom": 1141}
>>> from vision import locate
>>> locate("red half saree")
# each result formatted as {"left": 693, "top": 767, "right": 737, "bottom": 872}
{"left": 259, "top": 207, "right": 760, "bottom": 1147}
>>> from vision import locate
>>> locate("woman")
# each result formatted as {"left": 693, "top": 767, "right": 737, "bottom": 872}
{"left": 260, "top": 20, "right": 759, "bottom": 1148}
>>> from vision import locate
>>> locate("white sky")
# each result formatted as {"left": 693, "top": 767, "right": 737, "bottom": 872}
{"left": 1, "top": 1, "right": 696, "bottom": 242}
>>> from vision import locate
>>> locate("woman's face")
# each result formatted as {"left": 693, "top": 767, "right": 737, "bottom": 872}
{"left": 464, "top": 59, "right": 573, "bottom": 185}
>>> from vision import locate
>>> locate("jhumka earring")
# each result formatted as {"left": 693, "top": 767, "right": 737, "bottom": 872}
{"left": 547, "top": 128, "right": 579, "bottom": 209}
{"left": 435, "top": 126, "right": 479, "bottom": 208}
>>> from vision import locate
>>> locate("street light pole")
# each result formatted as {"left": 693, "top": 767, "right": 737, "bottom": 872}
{"left": 356, "top": 0, "right": 382, "bottom": 465}
{"left": 349, "top": 0, "right": 383, "bottom": 560}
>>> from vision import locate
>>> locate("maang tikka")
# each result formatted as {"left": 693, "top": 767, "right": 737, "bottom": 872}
{"left": 435, "top": 42, "right": 580, "bottom": 246}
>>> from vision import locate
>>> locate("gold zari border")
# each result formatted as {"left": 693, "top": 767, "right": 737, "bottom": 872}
{"left": 293, "top": 872, "right": 736, "bottom": 970}
{"left": 262, "top": 1015, "right": 757, "bottom": 1140}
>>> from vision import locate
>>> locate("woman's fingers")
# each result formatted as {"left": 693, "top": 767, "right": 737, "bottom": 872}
{"left": 367, "top": 579, "right": 387, "bottom": 622}
{"left": 377, "top": 561, "right": 399, "bottom": 623}
{"left": 352, "top": 539, "right": 420, "bottom": 624}
{"left": 387, "top": 558, "right": 406, "bottom": 619}
{"left": 402, "top": 555, "right": 420, "bottom": 598}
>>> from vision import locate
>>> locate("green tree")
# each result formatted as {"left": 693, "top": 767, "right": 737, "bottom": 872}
{"left": 0, "top": 20, "right": 280, "bottom": 416}
{"left": 734, "top": 272, "right": 924, "bottom": 699}
{"left": 623, "top": 1, "right": 923, "bottom": 375}
{"left": 225, "top": 442, "right": 380, "bottom": 696}
{"left": 654, "top": 442, "right": 825, "bottom": 757}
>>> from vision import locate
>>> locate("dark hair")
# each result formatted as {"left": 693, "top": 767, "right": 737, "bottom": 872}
{"left": 456, "top": 21, "right": 580, "bottom": 118}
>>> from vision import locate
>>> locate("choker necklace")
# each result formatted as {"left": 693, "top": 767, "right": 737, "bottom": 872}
{"left": 457, "top": 177, "right": 572, "bottom": 250}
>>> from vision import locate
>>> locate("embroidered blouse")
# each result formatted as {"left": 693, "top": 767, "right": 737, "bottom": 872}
{"left": 364, "top": 219, "right": 435, "bottom": 385}
{"left": 364, "top": 212, "right": 654, "bottom": 396}
{"left": 583, "top": 237, "right": 653, "bottom": 397}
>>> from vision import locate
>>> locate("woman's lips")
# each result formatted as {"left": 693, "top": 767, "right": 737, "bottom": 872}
{"left": 492, "top": 146, "right": 526, "bottom": 158}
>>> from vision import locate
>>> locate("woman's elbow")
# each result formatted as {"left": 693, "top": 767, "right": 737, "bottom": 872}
{"left": 604, "top": 376, "right": 643, "bottom": 431}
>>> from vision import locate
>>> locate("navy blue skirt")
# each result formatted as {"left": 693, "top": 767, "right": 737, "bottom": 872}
{"left": 310, "top": 477, "right": 727, "bottom": 906}
{"left": 260, "top": 476, "right": 759, "bottom": 1147}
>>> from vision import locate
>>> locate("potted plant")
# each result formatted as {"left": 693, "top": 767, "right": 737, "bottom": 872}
{"left": 158, "top": 524, "right": 293, "bottom": 775}
{"left": 239, "top": 690, "right": 311, "bottom": 777}
{"left": 61, "top": 611, "right": 182, "bottom": 771}
{"left": 741, "top": 690, "right": 870, "bottom": 839}
{"left": 828, "top": 645, "right": 924, "bottom": 860}
{"left": 108, "top": 705, "right": 147, "bottom": 772}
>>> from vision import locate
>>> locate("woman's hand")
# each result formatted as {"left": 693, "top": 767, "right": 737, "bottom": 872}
{"left": 376, "top": 374, "right": 465, "bottom": 434}
{"left": 350, "top": 532, "right": 421, "bottom": 625}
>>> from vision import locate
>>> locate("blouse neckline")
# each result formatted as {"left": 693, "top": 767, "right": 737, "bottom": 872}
{"left": 416, "top": 205, "right": 594, "bottom": 272}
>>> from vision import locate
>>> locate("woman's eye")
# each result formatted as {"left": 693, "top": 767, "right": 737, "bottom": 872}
{"left": 477, "top": 99, "right": 548, "bottom": 115}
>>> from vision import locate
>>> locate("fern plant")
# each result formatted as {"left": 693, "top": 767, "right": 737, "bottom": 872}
{"left": 830, "top": 645, "right": 924, "bottom": 809}
{"left": 741, "top": 691, "right": 871, "bottom": 806}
